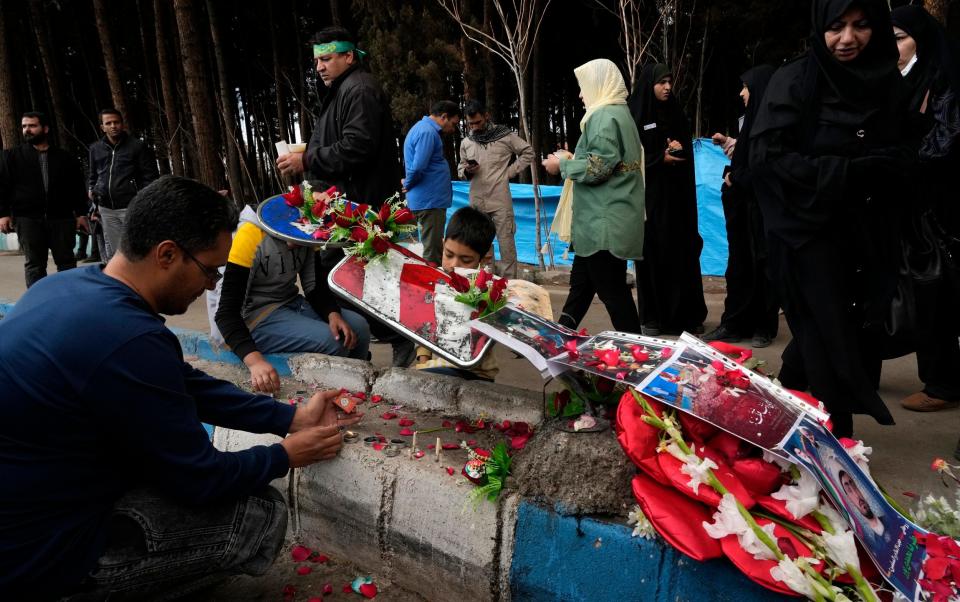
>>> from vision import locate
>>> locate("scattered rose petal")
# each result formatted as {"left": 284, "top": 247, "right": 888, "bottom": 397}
{"left": 381, "top": 412, "right": 398, "bottom": 420}
{"left": 283, "top": 584, "right": 297, "bottom": 599}
{"left": 398, "top": 418, "right": 415, "bottom": 427}
{"left": 309, "top": 553, "right": 329, "bottom": 564}
{"left": 359, "top": 583, "right": 378, "bottom": 598}
{"left": 446, "top": 467, "right": 455, "bottom": 476}
{"left": 323, "top": 583, "right": 333, "bottom": 595}
{"left": 343, "top": 583, "right": 354, "bottom": 593}
{"left": 371, "top": 395, "right": 383, "bottom": 403}
{"left": 573, "top": 415, "right": 597, "bottom": 432}
{"left": 442, "top": 420, "right": 453, "bottom": 428}
{"left": 510, "top": 433, "right": 532, "bottom": 450}
{"left": 354, "top": 392, "right": 367, "bottom": 400}
{"left": 372, "top": 443, "right": 385, "bottom": 451}
{"left": 428, "top": 444, "right": 436, "bottom": 449}
{"left": 467, "top": 439, "right": 477, "bottom": 446}
{"left": 414, "top": 450, "right": 425, "bottom": 458}
{"left": 297, "top": 565, "right": 312, "bottom": 575}
{"left": 291, "top": 545, "right": 312, "bottom": 562}
{"left": 442, "top": 443, "right": 459, "bottom": 450}
{"left": 308, "top": 598, "right": 323, "bottom": 602}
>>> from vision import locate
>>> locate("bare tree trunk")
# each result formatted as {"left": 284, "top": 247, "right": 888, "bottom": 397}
{"left": 137, "top": 0, "right": 168, "bottom": 173}
{"left": 93, "top": 0, "right": 131, "bottom": 127}
{"left": 482, "top": 0, "right": 497, "bottom": 109}
{"left": 330, "top": 0, "right": 342, "bottom": 26}
{"left": 268, "top": 2, "right": 289, "bottom": 144}
{"left": 693, "top": 12, "right": 708, "bottom": 138}
{"left": 173, "top": 0, "right": 222, "bottom": 187}
{"left": 0, "top": 0, "right": 19, "bottom": 147}
{"left": 206, "top": 0, "right": 243, "bottom": 199}
{"left": 155, "top": 0, "right": 183, "bottom": 175}
{"left": 27, "top": 0, "right": 68, "bottom": 144}
{"left": 293, "top": 0, "right": 310, "bottom": 143}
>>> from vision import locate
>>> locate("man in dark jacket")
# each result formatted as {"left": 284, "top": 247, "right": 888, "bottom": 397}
{"left": 276, "top": 26, "right": 399, "bottom": 208}
{"left": 276, "top": 27, "right": 415, "bottom": 367}
{"left": 0, "top": 111, "right": 88, "bottom": 287}
{"left": 88, "top": 108, "right": 159, "bottom": 260}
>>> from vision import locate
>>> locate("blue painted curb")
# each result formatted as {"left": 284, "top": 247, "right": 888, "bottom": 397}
{"left": 510, "top": 501, "right": 793, "bottom": 602}
{"left": 1, "top": 299, "right": 292, "bottom": 377}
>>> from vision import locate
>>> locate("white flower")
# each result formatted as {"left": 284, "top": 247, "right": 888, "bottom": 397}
{"left": 771, "top": 470, "right": 821, "bottom": 519}
{"left": 679, "top": 454, "right": 718, "bottom": 495}
{"left": 572, "top": 415, "right": 597, "bottom": 432}
{"left": 816, "top": 502, "right": 846, "bottom": 532}
{"left": 844, "top": 440, "right": 873, "bottom": 475}
{"left": 702, "top": 494, "right": 778, "bottom": 560}
{"left": 770, "top": 558, "right": 815, "bottom": 598}
{"left": 762, "top": 451, "right": 794, "bottom": 473}
{"left": 627, "top": 505, "right": 656, "bottom": 540}
{"left": 821, "top": 529, "right": 860, "bottom": 572}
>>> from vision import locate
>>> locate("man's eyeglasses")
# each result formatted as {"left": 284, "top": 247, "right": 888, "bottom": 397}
{"left": 178, "top": 244, "right": 222, "bottom": 284}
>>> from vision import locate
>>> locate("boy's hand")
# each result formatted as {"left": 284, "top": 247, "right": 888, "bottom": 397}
{"left": 289, "top": 389, "right": 363, "bottom": 434}
{"left": 328, "top": 311, "right": 357, "bottom": 350}
{"left": 244, "top": 351, "right": 280, "bottom": 394}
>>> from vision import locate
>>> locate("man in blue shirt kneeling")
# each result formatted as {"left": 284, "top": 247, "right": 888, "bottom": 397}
{"left": 0, "top": 176, "right": 361, "bottom": 600}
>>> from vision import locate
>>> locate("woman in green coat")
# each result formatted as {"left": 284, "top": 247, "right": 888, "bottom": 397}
{"left": 543, "top": 58, "right": 645, "bottom": 333}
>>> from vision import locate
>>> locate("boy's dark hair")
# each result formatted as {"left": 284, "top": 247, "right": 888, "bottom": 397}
{"left": 464, "top": 99, "right": 487, "bottom": 117}
{"left": 445, "top": 206, "right": 496, "bottom": 257}
{"left": 98, "top": 108, "right": 123, "bottom": 123}
{"left": 22, "top": 111, "right": 48, "bottom": 127}
{"left": 121, "top": 176, "right": 239, "bottom": 261}
{"left": 312, "top": 26, "right": 360, "bottom": 59}
{"left": 430, "top": 100, "right": 461, "bottom": 118}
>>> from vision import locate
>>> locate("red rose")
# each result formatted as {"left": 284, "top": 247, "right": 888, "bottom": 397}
{"left": 356, "top": 203, "right": 370, "bottom": 218}
{"left": 283, "top": 187, "right": 304, "bottom": 207}
{"left": 475, "top": 268, "right": 491, "bottom": 291}
{"left": 489, "top": 277, "right": 507, "bottom": 302}
{"left": 448, "top": 272, "right": 471, "bottom": 293}
{"left": 335, "top": 215, "right": 354, "bottom": 228}
{"left": 378, "top": 203, "right": 392, "bottom": 223}
{"left": 393, "top": 207, "right": 415, "bottom": 224}
{"left": 351, "top": 226, "right": 369, "bottom": 242}
{"left": 370, "top": 235, "right": 390, "bottom": 254}
{"left": 310, "top": 200, "right": 327, "bottom": 218}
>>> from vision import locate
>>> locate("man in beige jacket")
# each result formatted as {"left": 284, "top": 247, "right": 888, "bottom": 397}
{"left": 458, "top": 100, "right": 534, "bottom": 279}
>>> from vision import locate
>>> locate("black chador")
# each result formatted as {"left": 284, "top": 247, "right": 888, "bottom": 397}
{"left": 749, "top": 0, "right": 911, "bottom": 436}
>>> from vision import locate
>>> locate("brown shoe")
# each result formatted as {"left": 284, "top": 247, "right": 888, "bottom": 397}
{"left": 901, "top": 392, "right": 960, "bottom": 412}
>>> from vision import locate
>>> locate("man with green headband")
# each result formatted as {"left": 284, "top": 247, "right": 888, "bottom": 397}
{"left": 276, "top": 26, "right": 398, "bottom": 210}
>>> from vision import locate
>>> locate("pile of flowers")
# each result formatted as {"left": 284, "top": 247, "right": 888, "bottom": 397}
{"left": 282, "top": 182, "right": 416, "bottom": 258}
{"left": 618, "top": 388, "right": 884, "bottom": 600}
{"left": 461, "top": 441, "right": 513, "bottom": 504}
{"left": 448, "top": 266, "right": 508, "bottom": 319}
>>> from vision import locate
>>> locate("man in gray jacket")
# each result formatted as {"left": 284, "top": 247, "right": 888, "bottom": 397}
{"left": 458, "top": 100, "right": 534, "bottom": 279}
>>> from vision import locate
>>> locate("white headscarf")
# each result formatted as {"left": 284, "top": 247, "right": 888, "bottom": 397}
{"left": 574, "top": 58, "right": 628, "bottom": 130}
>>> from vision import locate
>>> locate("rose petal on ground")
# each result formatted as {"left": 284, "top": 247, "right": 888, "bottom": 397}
{"left": 291, "top": 545, "right": 312, "bottom": 562}
{"left": 428, "top": 444, "right": 436, "bottom": 449}
{"left": 381, "top": 412, "right": 398, "bottom": 420}
{"left": 414, "top": 450, "right": 425, "bottom": 458}
{"left": 309, "top": 553, "right": 329, "bottom": 564}
{"left": 308, "top": 598, "right": 322, "bottom": 602}
{"left": 510, "top": 433, "right": 532, "bottom": 450}
{"left": 398, "top": 418, "right": 415, "bottom": 427}
{"left": 322, "top": 583, "right": 333, "bottom": 595}
{"left": 371, "top": 395, "right": 383, "bottom": 403}
{"left": 442, "top": 420, "right": 453, "bottom": 428}
{"left": 343, "top": 583, "right": 354, "bottom": 593}
{"left": 399, "top": 428, "right": 415, "bottom": 436}
{"left": 468, "top": 439, "right": 478, "bottom": 446}
{"left": 372, "top": 443, "right": 385, "bottom": 451}
{"left": 442, "top": 443, "right": 459, "bottom": 450}
{"left": 297, "top": 565, "right": 312, "bottom": 575}
{"left": 354, "top": 392, "right": 367, "bottom": 400}
{"left": 359, "top": 583, "right": 378, "bottom": 598}
{"left": 446, "top": 467, "right": 455, "bottom": 476}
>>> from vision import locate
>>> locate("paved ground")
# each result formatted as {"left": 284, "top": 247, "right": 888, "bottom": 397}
{"left": 1, "top": 252, "right": 957, "bottom": 595}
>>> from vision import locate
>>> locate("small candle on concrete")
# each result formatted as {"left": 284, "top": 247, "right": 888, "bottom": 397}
{"left": 410, "top": 431, "right": 418, "bottom": 459}
{"left": 435, "top": 437, "right": 442, "bottom": 462}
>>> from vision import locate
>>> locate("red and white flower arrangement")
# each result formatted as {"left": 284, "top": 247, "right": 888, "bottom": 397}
{"left": 447, "top": 266, "right": 508, "bottom": 319}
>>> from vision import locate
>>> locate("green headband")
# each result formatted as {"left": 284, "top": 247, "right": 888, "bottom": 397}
{"left": 313, "top": 41, "right": 368, "bottom": 59}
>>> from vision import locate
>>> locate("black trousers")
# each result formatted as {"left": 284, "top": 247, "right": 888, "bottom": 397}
{"left": 914, "top": 278, "right": 960, "bottom": 401}
{"left": 14, "top": 216, "right": 77, "bottom": 288}
{"left": 719, "top": 196, "right": 779, "bottom": 337}
{"left": 559, "top": 250, "right": 641, "bottom": 333}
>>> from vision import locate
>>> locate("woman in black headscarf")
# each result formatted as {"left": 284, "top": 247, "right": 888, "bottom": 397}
{"left": 704, "top": 65, "right": 779, "bottom": 349}
{"left": 890, "top": 5, "right": 960, "bottom": 415}
{"left": 629, "top": 64, "right": 708, "bottom": 335}
{"left": 749, "top": 0, "right": 911, "bottom": 437}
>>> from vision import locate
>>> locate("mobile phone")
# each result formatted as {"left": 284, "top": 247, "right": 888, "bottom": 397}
{"left": 667, "top": 147, "right": 683, "bottom": 156}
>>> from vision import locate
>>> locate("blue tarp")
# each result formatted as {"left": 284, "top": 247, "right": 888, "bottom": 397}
{"left": 447, "top": 138, "right": 730, "bottom": 275}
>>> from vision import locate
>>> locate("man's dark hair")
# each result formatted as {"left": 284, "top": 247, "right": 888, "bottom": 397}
{"left": 121, "top": 176, "right": 239, "bottom": 261}
{"left": 22, "top": 111, "right": 48, "bottom": 127}
{"left": 430, "top": 100, "right": 461, "bottom": 118}
{"left": 445, "top": 206, "right": 496, "bottom": 257}
{"left": 312, "top": 26, "right": 360, "bottom": 59}
{"left": 464, "top": 99, "right": 487, "bottom": 117}
{"left": 98, "top": 108, "right": 123, "bottom": 123}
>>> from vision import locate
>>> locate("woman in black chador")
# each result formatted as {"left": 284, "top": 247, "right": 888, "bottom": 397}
{"left": 890, "top": 5, "right": 960, "bottom": 416}
{"left": 629, "top": 64, "right": 707, "bottom": 335}
{"left": 704, "top": 65, "right": 779, "bottom": 349}
{"left": 749, "top": 0, "right": 911, "bottom": 437}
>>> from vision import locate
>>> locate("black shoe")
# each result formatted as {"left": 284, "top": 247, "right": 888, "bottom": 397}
{"left": 391, "top": 338, "right": 416, "bottom": 368}
{"left": 751, "top": 334, "right": 773, "bottom": 348}
{"left": 702, "top": 325, "right": 743, "bottom": 343}
{"left": 690, "top": 324, "right": 706, "bottom": 335}
{"left": 641, "top": 322, "right": 661, "bottom": 336}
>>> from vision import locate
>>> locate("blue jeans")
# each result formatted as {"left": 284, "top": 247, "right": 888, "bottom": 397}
{"left": 251, "top": 296, "right": 370, "bottom": 359}
{"left": 62, "top": 487, "right": 287, "bottom": 601}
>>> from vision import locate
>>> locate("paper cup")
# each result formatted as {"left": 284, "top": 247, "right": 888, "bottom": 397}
{"left": 288, "top": 143, "right": 307, "bottom": 153}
